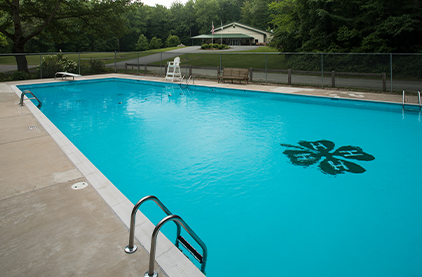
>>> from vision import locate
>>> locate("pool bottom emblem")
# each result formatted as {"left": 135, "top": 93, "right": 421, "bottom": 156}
{"left": 280, "top": 140, "right": 375, "bottom": 175}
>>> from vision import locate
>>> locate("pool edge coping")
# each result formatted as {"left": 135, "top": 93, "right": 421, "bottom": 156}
{"left": 10, "top": 81, "right": 206, "bottom": 277}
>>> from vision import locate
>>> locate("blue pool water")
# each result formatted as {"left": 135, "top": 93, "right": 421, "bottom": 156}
{"left": 19, "top": 79, "right": 422, "bottom": 276}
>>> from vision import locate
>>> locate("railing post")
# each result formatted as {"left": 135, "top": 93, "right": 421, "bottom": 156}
{"left": 331, "top": 70, "right": 335, "bottom": 88}
{"left": 288, "top": 69, "right": 291, "bottom": 85}
{"left": 249, "top": 67, "right": 253, "bottom": 82}
{"left": 382, "top": 73, "right": 386, "bottom": 92}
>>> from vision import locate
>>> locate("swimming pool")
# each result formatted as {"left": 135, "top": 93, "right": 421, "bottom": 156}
{"left": 19, "top": 78, "right": 422, "bottom": 277}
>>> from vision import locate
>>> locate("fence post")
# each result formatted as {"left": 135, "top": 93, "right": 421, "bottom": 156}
{"left": 390, "top": 53, "right": 393, "bottom": 93}
{"left": 189, "top": 65, "right": 192, "bottom": 76}
{"left": 115, "top": 51, "right": 117, "bottom": 73}
{"left": 78, "top": 53, "right": 81, "bottom": 75}
{"left": 382, "top": 73, "right": 386, "bottom": 92}
{"left": 39, "top": 54, "right": 42, "bottom": 79}
{"left": 137, "top": 52, "right": 139, "bottom": 75}
{"left": 160, "top": 52, "right": 162, "bottom": 76}
{"left": 165, "top": 64, "right": 168, "bottom": 77}
{"left": 217, "top": 67, "right": 220, "bottom": 82}
{"left": 186, "top": 52, "right": 188, "bottom": 77}
{"left": 288, "top": 69, "right": 291, "bottom": 85}
{"left": 249, "top": 67, "right": 253, "bottom": 82}
{"left": 321, "top": 53, "right": 324, "bottom": 88}
{"left": 265, "top": 53, "right": 267, "bottom": 85}
{"left": 145, "top": 64, "right": 147, "bottom": 75}
{"left": 220, "top": 53, "right": 222, "bottom": 73}
{"left": 125, "top": 63, "right": 127, "bottom": 74}
{"left": 331, "top": 70, "right": 335, "bottom": 88}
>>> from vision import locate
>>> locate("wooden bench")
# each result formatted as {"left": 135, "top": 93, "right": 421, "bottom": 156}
{"left": 218, "top": 68, "right": 249, "bottom": 84}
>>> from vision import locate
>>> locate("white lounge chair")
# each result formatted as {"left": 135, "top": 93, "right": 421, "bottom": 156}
{"left": 55, "top": 72, "right": 81, "bottom": 80}
{"left": 165, "top": 57, "right": 182, "bottom": 82}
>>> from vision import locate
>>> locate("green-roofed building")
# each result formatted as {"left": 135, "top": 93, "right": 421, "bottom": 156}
{"left": 191, "top": 22, "right": 273, "bottom": 46}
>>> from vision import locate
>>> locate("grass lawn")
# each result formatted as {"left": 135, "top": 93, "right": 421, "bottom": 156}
{"left": 0, "top": 46, "right": 187, "bottom": 66}
{"left": 156, "top": 52, "right": 288, "bottom": 70}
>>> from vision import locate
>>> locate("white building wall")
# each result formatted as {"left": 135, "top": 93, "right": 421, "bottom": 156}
{"left": 215, "top": 24, "right": 271, "bottom": 43}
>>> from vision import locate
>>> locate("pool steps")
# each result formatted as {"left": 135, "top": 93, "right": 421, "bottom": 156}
{"left": 125, "top": 195, "right": 207, "bottom": 276}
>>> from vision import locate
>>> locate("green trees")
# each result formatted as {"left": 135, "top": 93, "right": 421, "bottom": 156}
{"left": 149, "top": 37, "right": 163, "bottom": 50}
{"left": 0, "top": 0, "right": 129, "bottom": 72}
{"left": 136, "top": 35, "right": 149, "bottom": 51}
{"left": 270, "top": 0, "right": 422, "bottom": 53}
{"left": 166, "top": 35, "right": 181, "bottom": 47}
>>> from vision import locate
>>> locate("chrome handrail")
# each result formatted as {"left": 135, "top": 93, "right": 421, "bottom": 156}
{"left": 187, "top": 75, "right": 194, "bottom": 85}
{"left": 124, "top": 195, "right": 181, "bottom": 254}
{"left": 418, "top": 91, "right": 421, "bottom": 107}
{"left": 145, "top": 214, "right": 208, "bottom": 277}
{"left": 402, "top": 90, "right": 405, "bottom": 106}
{"left": 20, "top": 90, "right": 42, "bottom": 109}
{"left": 180, "top": 75, "right": 185, "bottom": 85}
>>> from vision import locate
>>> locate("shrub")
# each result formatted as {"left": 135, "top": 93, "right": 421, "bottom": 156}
{"left": 88, "top": 58, "right": 108, "bottom": 73}
{"left": 136, "top": 34, "right": 149, "bottom": 51}
{"left": 12, "top": 71, "right": 30, "bottom": 80}
{"left": 149, "top": 37, "right": 163, "bottom": 50}
{"left": 218, "top": 44, "right": 224, "bottom": 49}
{"left": 39, "top": 52, "right": 78, "bottom": 78}
{"left": 212, "top": 44, "right": 219, "bottom": 49}
{"left": 166, "top": 35, "right": 180, "bottom": 48}
{"left": 201, "top": 44, "right": 207, "bottom": 49}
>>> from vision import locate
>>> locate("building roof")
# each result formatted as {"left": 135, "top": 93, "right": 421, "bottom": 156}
{"left": 219, "top": 22, "right": 271, "bottom": 36}
{"left": 191, "top": 33, "right": 254, "bottom": 39}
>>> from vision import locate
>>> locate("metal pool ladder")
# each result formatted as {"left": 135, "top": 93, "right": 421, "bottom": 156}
{"left": 124, "top": 195, "right": 207, "bottom": 277}
{"left": 20, "top": 90, "right": 42, "bottom": 109}
{"left": 180, "top": 75, "right": 194, "bottom": 87}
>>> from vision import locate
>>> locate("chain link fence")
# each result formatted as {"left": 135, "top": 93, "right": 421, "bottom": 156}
{"left": 1, "top": 51, "right": 421, "bottom": 93}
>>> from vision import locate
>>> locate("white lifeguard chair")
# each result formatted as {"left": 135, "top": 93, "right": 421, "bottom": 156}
{"left": 165, "top": 57, "right": 182, "bottom": 82}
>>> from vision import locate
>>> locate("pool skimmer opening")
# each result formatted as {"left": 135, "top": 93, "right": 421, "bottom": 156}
{"left": 71, "top": 182, "right": 89, "bottom": 190}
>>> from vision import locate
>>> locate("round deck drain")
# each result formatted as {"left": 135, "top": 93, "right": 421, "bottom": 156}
{"left": 71, "top": 182, "right": 89, "bottom": 190}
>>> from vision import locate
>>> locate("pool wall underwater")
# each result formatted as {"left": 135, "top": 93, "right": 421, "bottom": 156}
{"left": 14, "top": 77, "right": 422, "bottom": 277}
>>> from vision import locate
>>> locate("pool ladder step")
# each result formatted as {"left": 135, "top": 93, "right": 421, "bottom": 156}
{"left": 402, "top": 90, "right": 421, "bottom": 112}
{"left": 124, "top": 195, "right": 207, "bottom": 277}
{"left": 20, "top": 90, "right": 42, "bottom": 109}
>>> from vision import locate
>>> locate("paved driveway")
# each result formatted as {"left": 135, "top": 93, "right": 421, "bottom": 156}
{"left": 110, "top": 45, "right": 260, "bottom": 67}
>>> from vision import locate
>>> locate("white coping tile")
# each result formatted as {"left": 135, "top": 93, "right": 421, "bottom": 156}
{"left": 10, "top": 81, "right": 205, "bottom": 277}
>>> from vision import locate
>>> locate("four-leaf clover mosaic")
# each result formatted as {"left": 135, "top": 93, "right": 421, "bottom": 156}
{"left": 280, "top": 140, "right": 375, "bottom": 175}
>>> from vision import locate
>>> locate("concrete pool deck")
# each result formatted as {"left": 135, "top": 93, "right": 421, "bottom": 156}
{"left": 0, "top": 74, "right": 419, "bottom": 276}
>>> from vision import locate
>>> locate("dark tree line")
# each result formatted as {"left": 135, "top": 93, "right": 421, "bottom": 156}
{"left": 270, "top": 0, "right": 422, "bottom": 53}
{"left": 1, "top": 0, "right": 421, "bottom": 73}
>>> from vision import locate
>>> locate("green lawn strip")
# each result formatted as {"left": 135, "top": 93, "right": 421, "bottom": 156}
{"left": 0, "top": 47, "right": 188, "bottom": 66}
{"left": 153, "top": 52, "right": 288, "bottom": 70}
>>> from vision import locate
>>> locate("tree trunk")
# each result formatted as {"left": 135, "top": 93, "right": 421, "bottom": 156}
{"left": 13, "top": 42, "right": 29, "bottom": 73}
{"left": 11, "top": 0, "right": 29, "bottom": 73}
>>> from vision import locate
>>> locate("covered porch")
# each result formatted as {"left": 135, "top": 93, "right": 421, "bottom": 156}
{"left": 190, "top": 34, "right": 254, "bottom": 46}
